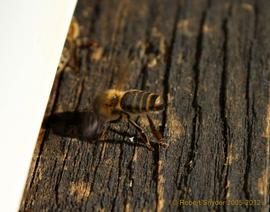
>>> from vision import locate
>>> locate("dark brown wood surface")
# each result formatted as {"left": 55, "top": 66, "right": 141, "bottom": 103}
{"left": 20, "top": 0, "right": 269, "bottom": 211}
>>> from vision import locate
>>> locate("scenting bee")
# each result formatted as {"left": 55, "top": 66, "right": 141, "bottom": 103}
{"left": 49, "top": 18, "right": 167, "bottom": 150}
{"left": 82, "top": 89, "right": 168, "bottom": 150}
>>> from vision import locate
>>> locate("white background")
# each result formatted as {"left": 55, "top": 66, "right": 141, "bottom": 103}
{"left": 0, "top": 0, "right": 77, "bottom": 211}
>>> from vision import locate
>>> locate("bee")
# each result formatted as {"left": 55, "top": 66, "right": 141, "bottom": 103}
{"left": 83, "top": 89, "right": 167, "bottom": 150}
{"left": 51, "top": 19, "right": 166, "bottom": 150}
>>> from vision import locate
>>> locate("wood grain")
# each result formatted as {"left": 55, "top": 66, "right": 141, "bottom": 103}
{"left": 20, "top": 0, "right": 269, "bottom": 211}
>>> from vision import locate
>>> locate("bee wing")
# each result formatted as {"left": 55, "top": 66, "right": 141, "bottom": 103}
{"left": 81, "top": 111, "right": 105, "bottom": 140}
{"left": 48, "top": 111, "right": 104, "bottom": 140}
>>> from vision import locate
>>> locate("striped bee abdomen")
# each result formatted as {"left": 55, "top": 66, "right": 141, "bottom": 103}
{"left": 120, "top": 90, "right": 164, "bottom": 113}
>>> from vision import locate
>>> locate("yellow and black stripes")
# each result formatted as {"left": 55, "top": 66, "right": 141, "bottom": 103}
{"left": 120, "top": 90, "right": 163, "bottom": 113}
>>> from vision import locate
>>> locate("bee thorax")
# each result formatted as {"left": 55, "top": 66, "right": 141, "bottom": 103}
{"left": 93, "top": 89, "right": 123, "bottom": 121}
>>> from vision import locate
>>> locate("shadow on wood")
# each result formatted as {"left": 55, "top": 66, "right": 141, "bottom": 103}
{"left": 46, "top": 111, "right": 149, "bottom": 149}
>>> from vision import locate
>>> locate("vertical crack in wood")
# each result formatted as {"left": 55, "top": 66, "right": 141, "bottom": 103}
{"left": 74, "top": 48, "right": 90, "bottom": 111}
{"left": 124, "top": 147, "right": 137, "bottom": 210}
{"left": 112, "top": 144, "right": 124, "bottom": 211}
{"left": 140, "top": 64, "right": 149, "bottom": 90}
{"left": 157, "top": 1, "right": 181, "bottom": 211}
{"left": 178, "top": 1, "right": 211, "bottom": 201}
{"left": 161, "top": 3, "right": 180, "bottom": 139}
{"left": 107, "top": 0, "right": 129, "bottom": 88}
{"left": 54, "top": 140, "right": 71, "bottom": 206}
{"left": 112, "top": 3, "right": 133, "bottom": 211}
{"left": 264, "top": 103, "right": 270, "bottom": 209}
{"left": 87, "top": 143, "right": 104, "bottom": 195}
{"left": 106, "top": 147, "right": 117, "bottom": 192}
{"left": 243, "top": 0, "right": 258, "bottom": 201}
{"left": 88, "top": 0, "right": 101, "bottom": 35}
{"left": 75, "top": 78, "right": 85, "bottom": 110}
{"left": 88, "top": 1, "right": 130, "bottom": 209}
{"left": 220, "top": 1, "right": 232, "bottom": 204}
{"left": 136, "top": 0, "right": 156, "bottom": 90}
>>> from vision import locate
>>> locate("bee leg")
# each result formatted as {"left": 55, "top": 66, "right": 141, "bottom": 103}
{"left": 100, "top": 115, "right": 123, "bottom": 140}
{"left": 127, "top": 118, "right": 154, "bottom": 151}
{"left": 146, "top": 115, "right": 168, "bottom": 148}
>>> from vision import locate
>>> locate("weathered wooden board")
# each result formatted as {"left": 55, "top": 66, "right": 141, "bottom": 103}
{"left": 20, "top": 0, "right": 269, "bottom": 211}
